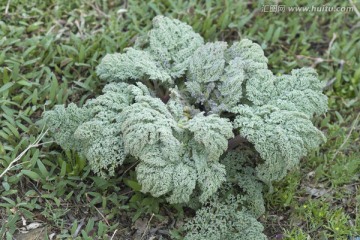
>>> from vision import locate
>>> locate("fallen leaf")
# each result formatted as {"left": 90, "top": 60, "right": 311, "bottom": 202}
{"left": 305, "top": 187, "right": 328, "bottom": 197}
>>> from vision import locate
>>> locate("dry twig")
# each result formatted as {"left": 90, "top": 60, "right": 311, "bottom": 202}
{"left": 0, "top": 127, "right": 51, "bottom": 179}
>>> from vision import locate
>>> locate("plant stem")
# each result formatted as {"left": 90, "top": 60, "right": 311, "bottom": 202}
{"left": 227, "top": 134, "right": 248, "bottom": 151}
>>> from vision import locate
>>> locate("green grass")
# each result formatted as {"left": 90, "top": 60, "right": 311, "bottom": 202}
{"left": 0, "top": 0, "right": 359, "bottom": 239}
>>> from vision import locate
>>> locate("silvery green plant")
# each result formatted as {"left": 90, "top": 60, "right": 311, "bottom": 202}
{"left": 43, "top": 16, "right": 327, "bottom": 239}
